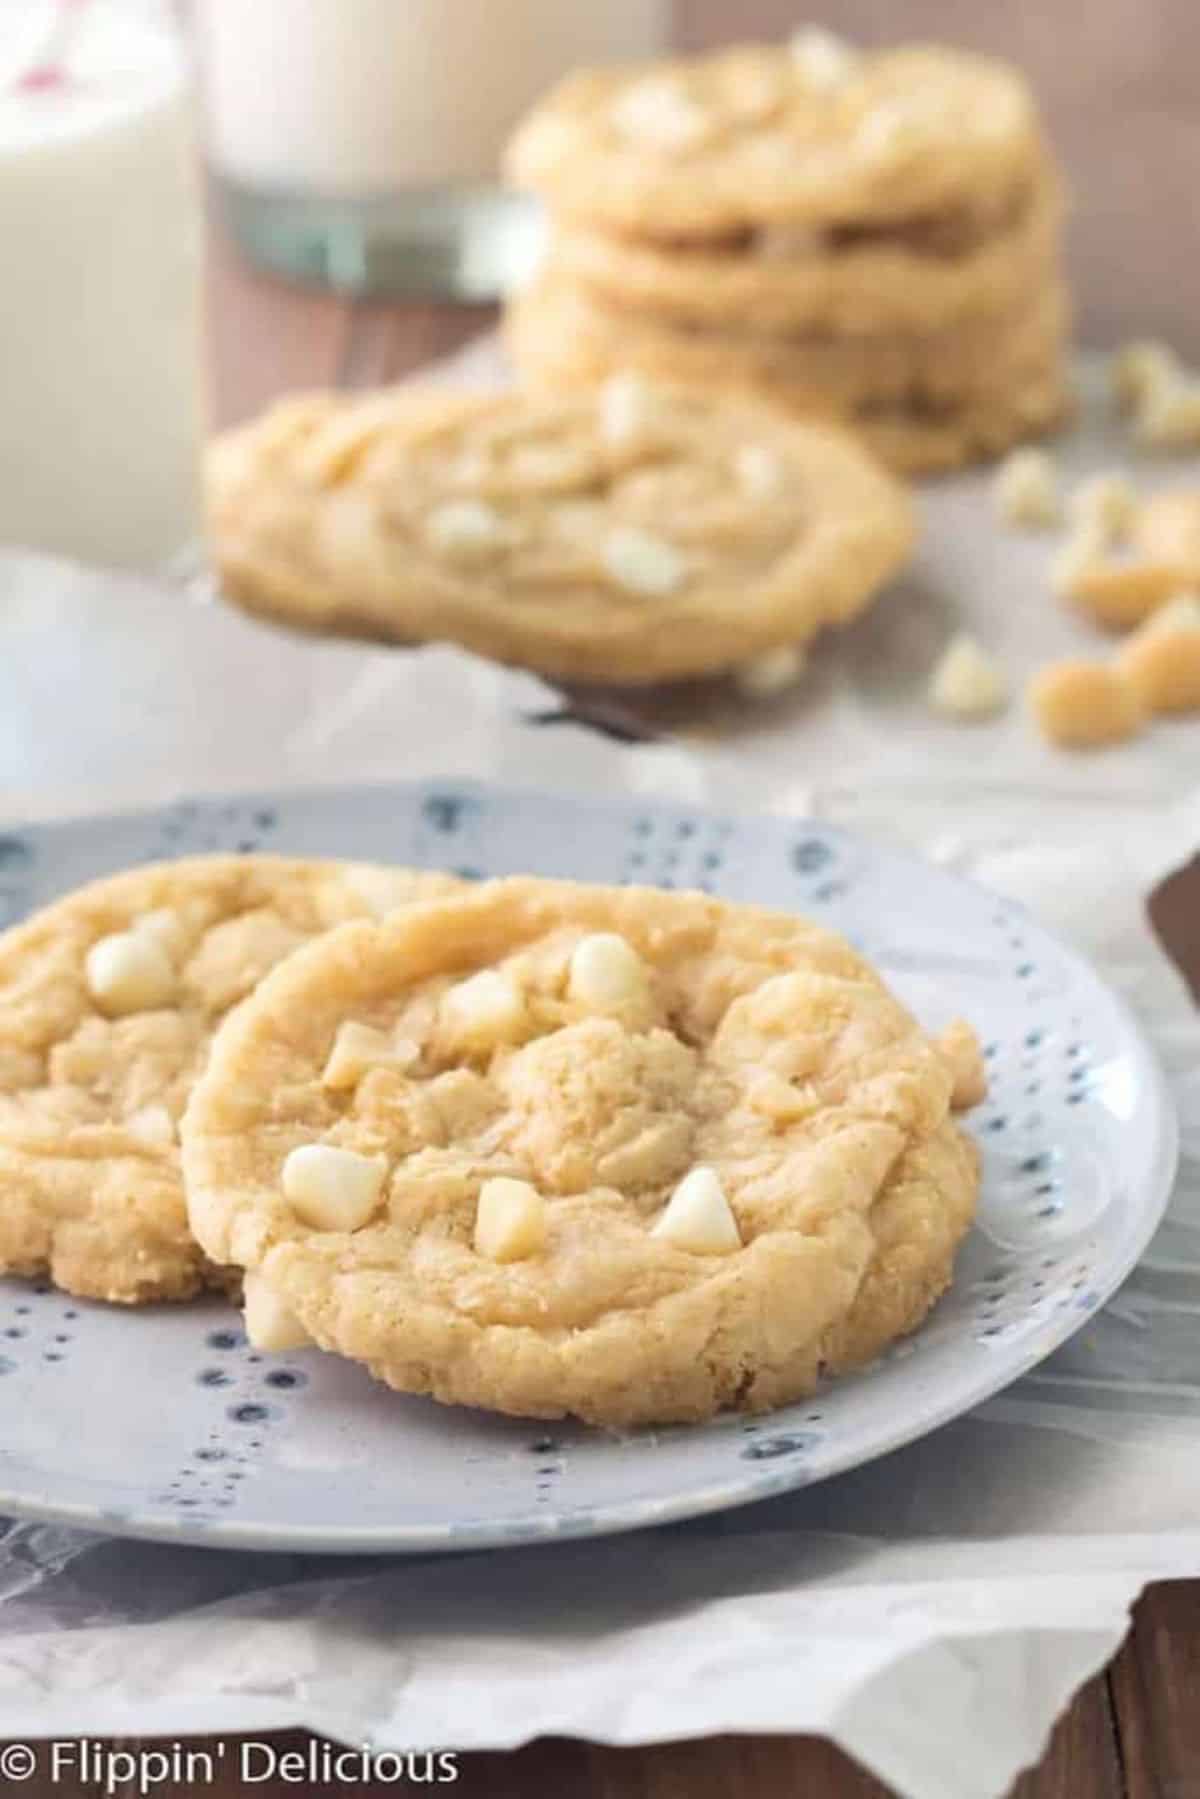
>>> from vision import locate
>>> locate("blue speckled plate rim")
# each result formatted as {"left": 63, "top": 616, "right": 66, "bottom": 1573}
{"left": 0, "top": 779, "right": 1182, "bottom": 1555}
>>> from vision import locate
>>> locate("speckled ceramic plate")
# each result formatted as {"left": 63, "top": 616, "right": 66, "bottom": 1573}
{"left": 0, "top": 782, "right": 1178, "bottom": 1554}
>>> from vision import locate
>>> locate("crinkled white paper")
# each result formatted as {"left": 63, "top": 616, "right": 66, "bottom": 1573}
{"left": 0, "top": 349, "right": 1198, "bottom": 1799}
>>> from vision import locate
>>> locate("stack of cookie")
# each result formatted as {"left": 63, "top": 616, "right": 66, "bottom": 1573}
{"left": 504, "top": 34, "right": 1073, "bottom": 475}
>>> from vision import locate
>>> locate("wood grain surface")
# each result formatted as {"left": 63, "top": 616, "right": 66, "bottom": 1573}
{"left": 33, "top": 9, "right": 1195, "bottom": 1793}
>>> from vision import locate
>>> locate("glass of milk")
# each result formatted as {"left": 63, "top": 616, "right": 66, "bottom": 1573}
{"left": 195, "top": 0, "right": 669, "bottom": 299}
{"left": 1, "top": 0, "right": 202, "bottom": 571}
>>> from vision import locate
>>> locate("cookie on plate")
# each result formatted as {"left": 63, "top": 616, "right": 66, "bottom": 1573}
{"left": 207, "top": 381, "right": 915, "bottom": 685}
{"left": 0, "top": 855, "right": 459, "bottom": 1304}
{"left": 182, "top": 878, "right": 982, "bottom": 1426}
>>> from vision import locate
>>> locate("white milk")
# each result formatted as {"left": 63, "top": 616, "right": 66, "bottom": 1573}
{"left": 198, "top": 0, "right": 669, "bottom": 193}
{"left": 0, "top": 0, "right": 202, "bottom": 571}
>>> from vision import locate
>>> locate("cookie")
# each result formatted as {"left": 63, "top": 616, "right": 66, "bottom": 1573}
{"left": 506, "top": 272, "right": 1070, "bottom": 411}
{"left": 208, "top": 381, "right": 914, "bottom": 686}
{"left": 0, "top": 856, "right": 459, "bottom": 1304}
{"left": 506, "top": 44, "right": 1044, "bottom": 238}
{"left": 508, "top": 287, "right": 1071, "bottom": 476}
{"left": 544, "top": 167, "right": 1064, "bottom": 336}
{"left": 181, "top": 879, "right": 981, "bottom": 1427}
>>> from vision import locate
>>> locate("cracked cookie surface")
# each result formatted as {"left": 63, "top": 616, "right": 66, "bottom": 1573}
{"left": 0, "top": 855, "right": 459, "bottom": 1304}
{"left": 182, "top": 879, "right": 981, "bottom": 1426}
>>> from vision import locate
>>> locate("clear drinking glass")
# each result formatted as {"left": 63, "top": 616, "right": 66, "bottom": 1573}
{"left": 0, "top": 0, "right": 202, "bottom": 570}
{"left": 196, "top": 0, "right": 670, "bottom": 299}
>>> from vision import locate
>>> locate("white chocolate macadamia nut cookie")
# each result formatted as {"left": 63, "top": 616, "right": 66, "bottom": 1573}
{"left": 0, "top": 855, "right": 458, "bottom": 1303}
{"left": 182, "top": 879, "right": 981, "bottom": 1427}
{"left": 207, "top": 381, "right": 914, "bottom": 686}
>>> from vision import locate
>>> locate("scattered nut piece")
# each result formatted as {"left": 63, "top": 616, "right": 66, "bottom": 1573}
{"left": 601, "top": 526, "right": 687, "bottom": 598}
{"left": 1028, "top": 660, "right": 1143, "bottom": 748}
{"left": 937, "top": 1020, "right": 988, "bottom": 1111}
{"left": 1111, "top": 341, "right": 1181, "bottom": 414}
{"left": 652, "top": 1167, "right": 741, "bottom": 1255}
{"left": 928, "top": 634, "right": 1008, "bottom": 720}
{"left": 243, "top": 1270, "right": 314, "bottom": 1352}
{"left": 281, "top": 1143, "right": 387, "bottom": 1232}
{"left": 1118, "top": 609, "right": 1200, "bottom": 713}
{"left": 442, "top": 968, "right": 528, "bottom": 1049}
{"left": 567, "top": 933, "right": 650, "bottom": 1014}
{"left": 426, "top": 499, "right": 508, "bottom": 561}
{"left": 734, "top": 644, "right": 806, "bottom": 697}
{"left": 1057, "top": 550, "right": 1179, "bottom": 631}
{"left": 474, "top": 1176, "right": 546, "bottom": 1263}
{"left": 322, "top": 1021, "right": 415, "bottom": 1090}
{"left": 85, "top": 930, "right": 176, "bottom": 1017}
{"left": 993, "top": 447, "right": 1060, "bottom": 528}
{"left": 1068, "top": 472, "right": 1136, "bottom": 544}
{"left": 789, "top": 26, "right": 858, "bottom": 90}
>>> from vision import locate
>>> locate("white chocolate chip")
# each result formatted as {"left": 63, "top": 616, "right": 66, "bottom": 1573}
{"left": 789, "top": 26, "right": 858, "bottom": 90}
{"left": 734, "top": 644, "right": 806, "bottom": 697}
{"left": 473, "top": 1176, "right": 546, "bottom": 1263}
{"left": 136, "top": 907, "right": 186, "bottom": 962}
{"left": 567, "top": 933, "right": 649, "bottom": 1013}
{"left": 281, "top": 1143, "right": 387, "bottom": 1232}
{"left": 928, "top": 635, "right": 1008, "bottom": 720}
{"left": 992, "top": 447, "right": 1060, "bottom": 528}
{"left": 442, "top": 968, "right": 528, "bottom": 1049}
{"left": 735, "top": 443, "right": 785, "bottom": 496}
{"left": 243, "top": 1270, "right": 314, "bottom": 1352}
{"left": 652, "top": 1166, "right": 741, "bottom": 1255}
{"left": 601, "top": 526, "right": 687, "bottom": 597}
{"left": 611, "top": 78, "right": 710, "bottom": 151}
{"left": 126, "top": 1104, "right": 176, "bottom": 1148}
{"left": 322, "top": 1021, "right": 416, "bottom": 1090}
{"left": 1111, "top": 340, "right": 1180, "bottom": 413}
{"left": 426, "top": 499, "right": 508, "bottom": 561}
{"left": 85, "top": 931, "right": 176, "bottom": 1017}
{"left": 600, "top": 373, "right": 654, "bottom": 445}
{"left": 1067, "top": 472, "right": 1136, "bottom": 543}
